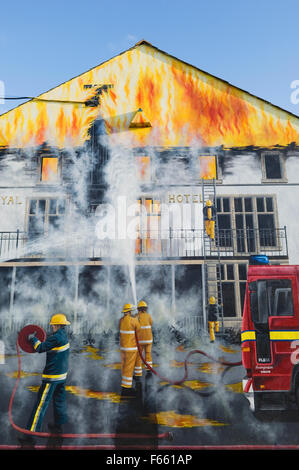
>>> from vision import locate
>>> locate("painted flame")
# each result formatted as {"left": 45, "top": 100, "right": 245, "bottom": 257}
{"left": 0, "top": 43, "right": 298, "bottom": 150}
{"left": 143, "top": 410, "right": 226, "bottom": 428}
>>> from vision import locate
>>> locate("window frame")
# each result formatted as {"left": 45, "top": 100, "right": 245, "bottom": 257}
{"left": 25, "top": 197, "right": 68, "bottom": 235}
{"left": 39, "top": 155, "right": 61, "bottom": 184}
{"left": 261, "top": 151, "right": 287, "bottom": 183}
{"left": 215, "top": 194, "right": 280, "bottom": 255}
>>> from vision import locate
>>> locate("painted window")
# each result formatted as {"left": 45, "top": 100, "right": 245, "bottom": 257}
{"left": 216, "top": 195, "right": 278, "bottom": 252}
{"left": 136, "top": 156, "right": 151, "bottom": 182}
{"left": 198, "top": 155, "right": 217, "bottom": 180}
{"left": 135, "top": 197, "right": 161, "bottom": 254}
{"left": 41, "top": 157, "right": 59, "bottom": 182}
{"left": 261, "top": 152, "right": 287, "bottom": 182}
{"left": 27, "top": 198, "right": 66, "bottom": 236}
{"left": 219, "top": 263, "right": 248, "bottom": 318}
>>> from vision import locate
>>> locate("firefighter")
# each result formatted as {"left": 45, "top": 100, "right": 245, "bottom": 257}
{"left": 19, "top": 314, "right": 71, "bottom": 445}
{"left": 134, "top": 300, "right": 153, "bottom": 378}
{"left": 119, "top": 303, "right": 141, "bottom": 396}
{"left": 208, "top": 296, "right": 220, "bottom": 342}
{"left": 203, "top": 199, "right": 216, "bottom": 240}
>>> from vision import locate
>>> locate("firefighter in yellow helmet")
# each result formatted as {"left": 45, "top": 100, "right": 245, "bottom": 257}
{"left": 134, "top": 300, "right": 153, "bottom": 378}
{"left": 208, "top": 296, "right": 220, "bottom": 342}
{"left": 119, "top": 303, "right": 141, "bottom": 395}
{"left": 203, "top": 199, "right": 216, "bottom": 240}
{"left": 19, "top": 313, "right": 71, "bottom": 445}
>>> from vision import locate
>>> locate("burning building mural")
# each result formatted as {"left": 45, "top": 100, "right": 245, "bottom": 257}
{"left": 1, "top": 39, "right": 299, "bottom": 452}
{"left": 0, "top": 39, "right": 298, "bottom": 335}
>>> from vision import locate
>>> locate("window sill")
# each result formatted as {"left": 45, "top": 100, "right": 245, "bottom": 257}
{"left": 261, "top": 178, "right": 288, "bottom": 184}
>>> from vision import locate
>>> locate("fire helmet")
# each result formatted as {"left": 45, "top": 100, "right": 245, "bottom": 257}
{"left": 206, "top": 200, "right": 213, "bottom": 207}
{"left": 209, "top": 296, "right": 216, "bottom": 305}
{"left": 122, "top": 303, "right": 136, "bottom": 313}
{"left": 50, "top": 314, "right": 71, "bottom": 325}
{"left": 137, "top": 300, "right": 147, "bottom": 309}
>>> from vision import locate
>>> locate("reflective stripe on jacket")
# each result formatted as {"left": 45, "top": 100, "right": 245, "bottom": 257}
{"left": 119, "top": 315, "right": 140, "bottom": 351}
{"left": 137, "top": 312, "right": 153, "bottom": 344}
{"left": 32, "top": 328, "right": 70, "bottom": 382}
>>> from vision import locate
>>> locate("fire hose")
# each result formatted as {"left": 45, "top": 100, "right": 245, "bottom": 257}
{"left": 8, "top": 325, "right": 171, "bottom": 441}
{"left": 9, "top": 324, "right": 242, "bottom": 442}
{"left": 134, "top": 332, "right": 243, "bottom": 386}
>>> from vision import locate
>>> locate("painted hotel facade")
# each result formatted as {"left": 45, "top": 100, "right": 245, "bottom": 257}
{"left": 0, "top": 40, "right": 298, "bottom": 335}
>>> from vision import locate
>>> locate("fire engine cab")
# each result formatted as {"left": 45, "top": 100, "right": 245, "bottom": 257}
{"left": 242, "top": 255, "right": 299, "bottom": 412}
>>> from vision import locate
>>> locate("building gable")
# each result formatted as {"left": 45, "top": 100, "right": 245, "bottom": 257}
{"left": 0, "top": 40, "right": 299, "bottom": 150}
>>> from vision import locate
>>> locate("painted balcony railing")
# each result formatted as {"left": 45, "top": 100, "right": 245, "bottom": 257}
{"left": 0, "top": 227, "right": 288, "bottom": 261}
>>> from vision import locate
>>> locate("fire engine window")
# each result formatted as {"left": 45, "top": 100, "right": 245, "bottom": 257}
{"left": 267, "top": 279, "right": 294, "bottom": 316}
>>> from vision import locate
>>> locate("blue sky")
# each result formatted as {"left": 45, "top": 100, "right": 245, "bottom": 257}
{"left": 0, "top": 0, "right": 298, "bottom": 116}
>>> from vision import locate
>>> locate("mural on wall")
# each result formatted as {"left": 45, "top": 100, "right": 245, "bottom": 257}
{"left": 1, "top": 41, "right": 299, "bottom": 452}
{"left": 0, "top": 40, "right": 299, "bottom": 151}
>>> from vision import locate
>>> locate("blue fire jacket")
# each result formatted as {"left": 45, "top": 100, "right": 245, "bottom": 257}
{"left": 31, "top": 327, "right": 70, "bottom": 382}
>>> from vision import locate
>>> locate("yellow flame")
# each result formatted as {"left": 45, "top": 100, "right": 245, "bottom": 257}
{"left": 80, "top": 345, "right": 104, "bottom": 360}
{"left": 6, "top": 371, "right": 40, "bottom": 379}
{"left": 143, "top": 411, "right": 226, "bottom": 428}
{"left": 28, "top": 384, "right": 121, "bottom": 403}
{"left": 1, "top": 43, "right": 298, "bottom": 149}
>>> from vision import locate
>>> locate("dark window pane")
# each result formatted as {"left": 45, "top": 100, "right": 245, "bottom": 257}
{"left": 244, "top": 198, "right": 252, "bottom": 212}
{"left": 256, "top": 197, "right": 264, "bottom": 212}
{"left": 236, "top": 215, "right": 245, "bottom": 252}
{"left": 227, "top": 264, "right": 234, "bottom": 280}
{"left": 49, "top": 199, "right": 57, "bottom": 215}
{"left": 216, "top": 198, "right": 221, "bottom": 212}
{"left": 238, "top": 264, "right": 247, "bottom": 280}
{"left": 58, "top": 199, "right": 66, "bottom": 214}
{"left": 38, "top": 200, "right": 46, "bottom": 214}
{"left": 29, "top": 200, "right": 37, "bottom": 215}
{"left": 222, "top": 198, "right": 230, "bottom": 212}
{"left": 234, "top": 198, "right": 242, "bottom": 212}
{"left": 264, "top": 154, "right": 282, "bottom": 179}
{"left": 268, "top": 279, "right": 294, "bottom": 316}
{"left": 217, "top": 214, "right": 232, "bottom": 247}
{"left": 222, "top": 283, "right": 236, "bottom": 317}
{"left": 266, "top": 197, "right": 273, "bottom": 212}
{"left": 258, "top": 214, "right": 276, "bottom": 246}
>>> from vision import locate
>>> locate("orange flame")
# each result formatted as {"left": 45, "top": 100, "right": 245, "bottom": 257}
{"left": 0, "top": 42, "right": 298, "bottom": 150}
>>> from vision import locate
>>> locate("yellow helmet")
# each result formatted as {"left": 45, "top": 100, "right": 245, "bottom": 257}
{"left": 209, "top": 296, "right": 216, "bottom": 304}
{"left": 137, "top": 300, "right": 147, "bottom": 309}
{"left": 50, "top": 314, "right": 71, "bottom": 325}
{"left": 122, "top": 303, "right": 135, "bottom": 313}
{"left": 206, "top": 200, "right": 213, "bottom": 207}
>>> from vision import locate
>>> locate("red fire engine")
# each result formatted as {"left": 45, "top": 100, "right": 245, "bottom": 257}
{"left": 242, "top": 255, "right": 299, "bottom": 412}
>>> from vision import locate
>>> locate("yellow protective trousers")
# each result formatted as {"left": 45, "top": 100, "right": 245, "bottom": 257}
{"left": 205, "top": 220, "right": 215, "bottom": 240}
{"left": 120, "top": 350, "right": 138, "bottom": 388}
{"left": 134, "top": 343, "right": 152, "bottom": 376}
{"left": 209, "top": 321, "right": 219, "bottom": 342}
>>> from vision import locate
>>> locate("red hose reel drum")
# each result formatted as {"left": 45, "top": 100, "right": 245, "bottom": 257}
{"left": 18, "top": 324, "right": 46, "bottom": 353}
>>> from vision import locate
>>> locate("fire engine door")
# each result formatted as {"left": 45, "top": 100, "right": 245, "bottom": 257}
{"left": 249, "top": 280, "right": 272, "bottom": 363}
